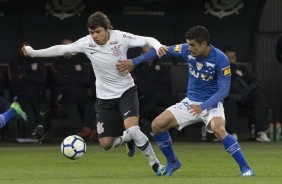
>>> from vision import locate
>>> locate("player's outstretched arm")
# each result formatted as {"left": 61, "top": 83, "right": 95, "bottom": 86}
{"left": 116, "top": 45, "right": 168, "bottom": 74}
{"left": 22, "top": 45, "right": 73, "bottom": 58}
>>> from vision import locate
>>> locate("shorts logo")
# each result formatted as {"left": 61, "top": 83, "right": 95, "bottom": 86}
{"left": 221, "top": 66, "right": 231, "bottom": 76}
{"left": 182, "top": 101, "right": 189, "bottom": 108}
{"left": 97, "top": 122, "right": 104, "bottom": 135}
{"left": 124, "top": 110, "right": 131, "bottom": 116}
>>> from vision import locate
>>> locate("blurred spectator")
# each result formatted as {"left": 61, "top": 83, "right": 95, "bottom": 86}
{"left": 223, "top": 47, "right": 270, "bottom": 142}
{"left": 134, "top": 46, "right": 175, "bottom": 122}
{"left": 0, "top": 66, "right": 11, "bottom": 139}
{"left": 0, "top": 66, "right": 9, "bottom": 112}
{"left": 50, "top": 39, "right": 97, "bottom": 142}
{"left": 8, "top": 41, "right": 49, "bottom": 140}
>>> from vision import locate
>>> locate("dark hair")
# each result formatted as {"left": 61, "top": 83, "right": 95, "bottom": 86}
{"left": 222, "top": 46, "right": 235, "bottom": 53}
{"left": 185, "top": 25, "right": 210, "bottom": 45}
{"left": 87, "top": 11, "right": 113, "bottom": 30}
{"left": 18, "top": 40, "right": 30, "bottom": 48}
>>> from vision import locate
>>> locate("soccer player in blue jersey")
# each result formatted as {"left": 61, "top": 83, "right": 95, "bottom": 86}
{"left": 116, "top": 25, "right": 254, "bottom": 177}
{"left": 0, "top": 102, "right": 27, "bottom": 128}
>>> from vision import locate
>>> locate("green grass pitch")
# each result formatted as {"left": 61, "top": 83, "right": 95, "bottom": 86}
{"left": 0, "top": 141, "right": 281, "bottom": 184}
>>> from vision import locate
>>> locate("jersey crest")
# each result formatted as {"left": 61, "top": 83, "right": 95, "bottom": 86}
{"left": 196, "top": 62, "right": 203, "bottom": 70}
{"left": 111, "top": 45, "right": 121, "bottom": 57}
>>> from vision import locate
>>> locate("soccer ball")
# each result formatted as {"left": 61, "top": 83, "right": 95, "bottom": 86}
{"left": 61, "top": 135, "right": 86, "bottom": 160}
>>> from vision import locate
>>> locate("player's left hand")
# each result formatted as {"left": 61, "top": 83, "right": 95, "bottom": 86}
{"left": 158, "top": 45, "right": 168, "bottom": 57}
{"left": 22, "top": 45, "right": 34, "bottom": 57}
{"left": 188, "top": 104, "right": 203, "bottom": 117}
{"left": 116, "top": 59, "right": 134, "bottom": 73}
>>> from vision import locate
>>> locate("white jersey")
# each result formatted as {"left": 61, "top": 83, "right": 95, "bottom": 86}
{"left": 30, "top": 30, "right": 161, "bottom": 99}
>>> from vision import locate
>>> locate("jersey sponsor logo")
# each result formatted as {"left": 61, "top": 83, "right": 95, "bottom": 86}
{"left": 206, "top": 62, "right": 215, "bottom": 68}
{"left": 221, "top": 66, "right": 231, "bottom": 76}
{"left": 190, "top": 68, "right": 200, "bottom": 78}
{"left": 174, "top": 44, "right": 182, "bottom": 52}
{"left": 188, "top": 55, "right": 195, "bottom": 60}
{"left": 190, "top": 68, "right": 214, "bottom": 81}
{"left": 111, "top": 45, "right": 121, "bottom": 56}
{"left": 123, "top": 34, "right": 136, "bottom": 40}
{"left": 110, "top": 41, "right": 118, "bottom": 45}
{"left": 89, "top": 43, "right": 97, "bottom": 48}
{"left": 196, "top": 62, "right": 203, "bottom": 70}
{"left": 200, "top": 74, "right": 207, "bottom": 80}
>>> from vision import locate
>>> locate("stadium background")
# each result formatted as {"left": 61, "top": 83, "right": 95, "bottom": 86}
{"left": 0, "top": 0, "right": 281, "bottom": 122}
{"left": 1, "top": 2, "right": 282, "bottom": 182}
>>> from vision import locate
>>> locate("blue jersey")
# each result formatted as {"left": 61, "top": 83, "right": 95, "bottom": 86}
{"left": 167, "top": 44, "right": 231, "bottom": 109}
{"left": 132, "top": 43, "right": 231, "bottom": 110}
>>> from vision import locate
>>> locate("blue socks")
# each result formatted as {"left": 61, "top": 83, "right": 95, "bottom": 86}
{"left": 154, "top": 132, "right": 249, "bottom": 171}
{"left": 0, "top": 108, "right": 16, "bottom": 128}
{"left": 153, "top": 131, "right": 177, "bottom": 163}
{"left": 222, "top": 134, "right": 249, "bottom": 170}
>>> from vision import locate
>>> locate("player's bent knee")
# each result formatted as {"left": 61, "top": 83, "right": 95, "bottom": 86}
{"left": 152, "top": 111, "right": 176, "bottom": 134}
{"left": 151, "top": 122, "right": 160, "bottom": 133}
{"left": 99, "top": 139, "right": 113, "bottom": 151}
{"left": 151, "top": 120, "right": 166, "bottom": 134}
{"left": 99, "top": 143, "right": 112, "bottom": 151}
{"left": 213, "top": 127, "right": 227, "bottom": 140}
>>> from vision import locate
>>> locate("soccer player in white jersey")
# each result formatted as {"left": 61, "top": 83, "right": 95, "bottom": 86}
{"left": 116, "top": 25, "right": 254, "bottom": 177}
{"left": 22, "top": 11, "right": 166, "bottom": 175}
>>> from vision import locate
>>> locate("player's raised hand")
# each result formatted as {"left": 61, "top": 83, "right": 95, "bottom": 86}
{"left": 22, "top": 45, "right": 34, "bottom": 57}
{"left": 116, "top": 59, "right": 135, "bottom": 73}
{"left": 158, "top": 45, "right": 168, "bottom": 57}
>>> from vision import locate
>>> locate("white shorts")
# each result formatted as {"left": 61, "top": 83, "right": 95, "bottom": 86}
{"left": 167, "top": 97, "right": 225, "bottom": 133}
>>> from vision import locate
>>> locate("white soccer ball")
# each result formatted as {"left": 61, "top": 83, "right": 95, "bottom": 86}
{"left": 61, "top": 135, "right": 86, "bottom": 160}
